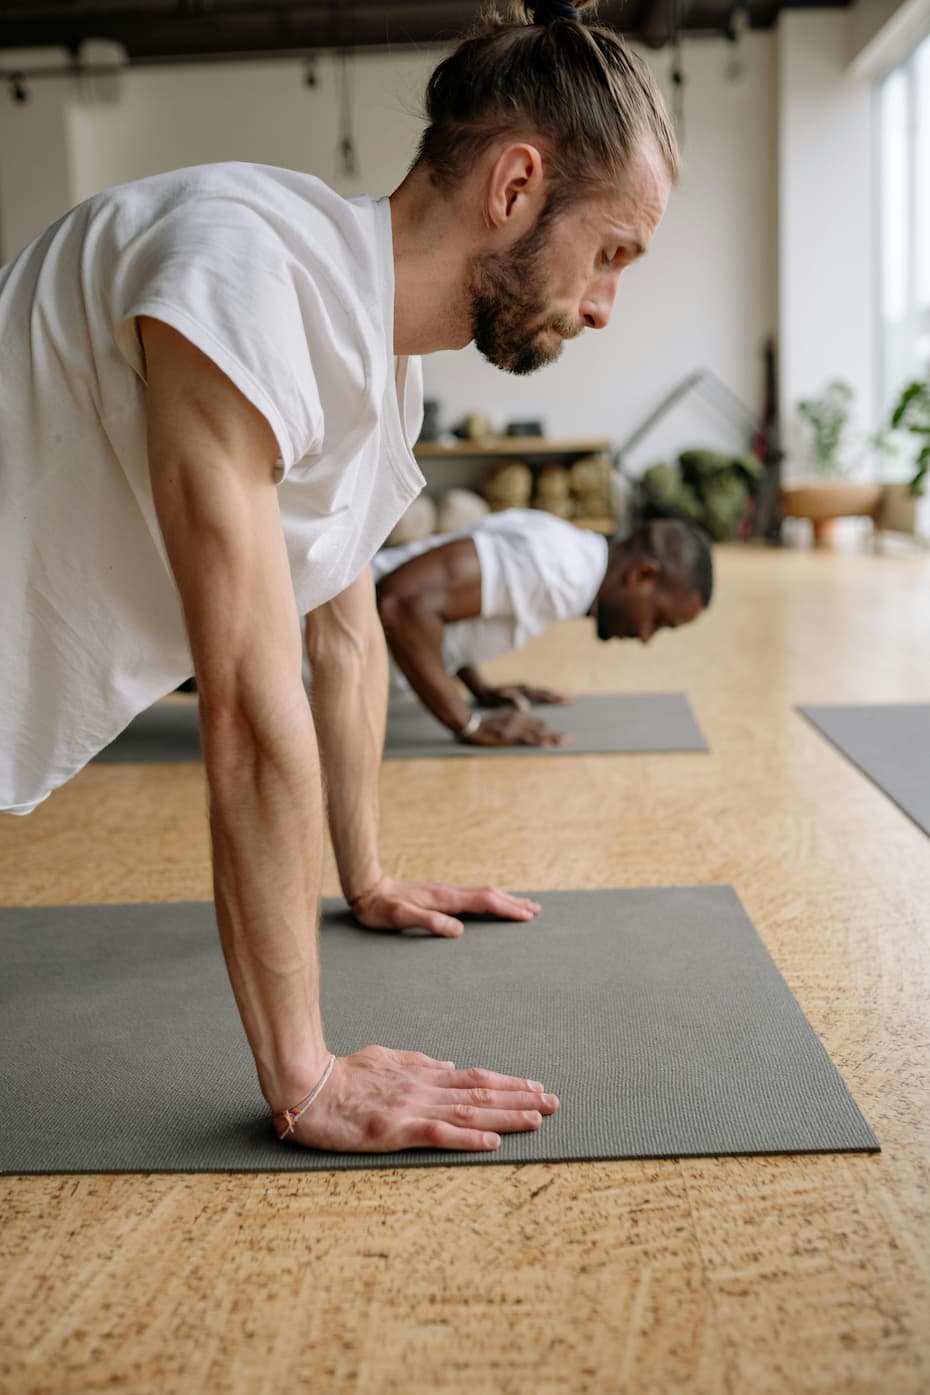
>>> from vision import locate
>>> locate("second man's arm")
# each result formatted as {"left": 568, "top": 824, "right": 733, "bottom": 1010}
{"left": 376, "top": 539, "right": 567, "bottom": 747}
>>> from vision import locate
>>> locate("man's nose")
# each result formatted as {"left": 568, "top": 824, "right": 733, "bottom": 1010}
{"left": 580, "top": 277, "right": 619, "bottom": 330}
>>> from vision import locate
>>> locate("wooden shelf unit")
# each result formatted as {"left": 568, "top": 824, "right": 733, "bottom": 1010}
{"left": 412, "top": 436, "right": 616, "bottom": 534}
{"left": 413, "top": 437, "right": 612, "bottom": 459}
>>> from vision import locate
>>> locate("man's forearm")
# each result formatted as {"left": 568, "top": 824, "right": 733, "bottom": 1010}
{"left": 305, "top": 571, "right": 387, "bottom": 900}
{"left": 457, "top": 665, "right": 490, "bottom": 700}
{"left": 379, "top": 595, "right": 472, "bottom": 733}
{"left": 202, "top": 683, "right": 331, "bottom": 1112}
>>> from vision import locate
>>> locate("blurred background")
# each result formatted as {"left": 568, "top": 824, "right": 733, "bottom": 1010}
{"left": 2, "top": 0, "right": 927, "bottom": 546}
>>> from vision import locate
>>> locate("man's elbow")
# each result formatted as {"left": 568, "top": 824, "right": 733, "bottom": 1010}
{"left": 305, "top": 605, "right": 376, "bottom": 673}
{"left": 375, "top": 586, "right": 405, "bottom": 637}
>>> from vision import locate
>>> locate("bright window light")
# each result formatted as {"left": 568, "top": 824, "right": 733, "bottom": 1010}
{"left": 880, "top": 68, "right": 908, "bottom": 324}
{"left": 915, "top": 35, "right": 930, "bottom": 312}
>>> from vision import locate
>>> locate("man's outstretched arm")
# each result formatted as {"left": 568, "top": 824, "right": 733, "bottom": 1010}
{"left": 375, "top": 538, "right": 482, "bottom": 735}
{"left": 376, "top": 540, "right": 567, "bottom": 747}
{"left": 306, "top": 569, "right": 542, "bottom": 935}
{"left": 141, "top": 316, "right": 329, "bottom": 1120}
{"left": 141, "top": 319, "right": 557, "bottom": 1151}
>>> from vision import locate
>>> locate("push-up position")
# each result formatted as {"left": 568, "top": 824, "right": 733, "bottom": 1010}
{"left": 373, "top": 510, "right": 712, "bottom": 745}
{"left": 0, "top": 0, "right": 679, "bottom": 1152}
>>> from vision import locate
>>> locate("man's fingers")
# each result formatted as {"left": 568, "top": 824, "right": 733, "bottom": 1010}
{"left": 527, "top": 689, "right": 572, "bottom": 705}
{"left": 448, "top": 886, "right": 541, "bottom": 920}
{"left": 360, "top": 883, "right": 541, "bottom": 931}
{"left": 425, "top": 1105, "right": 544, "bottom": 1133}
{"left": 398, "top": 883, "right": 541, "bottom": 919}
{"left": 398, "top": 1120, "right": 502, "bottom": 1152}
{"left": 515, "top": 720, "right": 568, "bottom": 746}
{"left": 431, "top": 1066, "right": 558, "bottom": 1098}
{"left": 430, "top": 1087, "right": 558, "bottom": 1114}
{"left": 393, "top": 901, "right": 463, "bottom": 937}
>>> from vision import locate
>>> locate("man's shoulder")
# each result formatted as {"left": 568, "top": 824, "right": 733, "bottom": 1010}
{"left": 104, "top": 161, "right": 339, "bottom": 208}
{"left": 103, "top": 163, "right": 373, "bottom": 264}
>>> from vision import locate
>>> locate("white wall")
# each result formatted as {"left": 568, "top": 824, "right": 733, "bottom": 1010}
{"left": 777, "top": 11, "right": 875, "bottom": 472}
{"left": 66, "top": 51, "right": 428, "bottom": 208}
{"left": 1, "top": 35, "right": 777, "bottom": 474}
{"left": 0, "top": 50, "right": 74, "bottom": 258}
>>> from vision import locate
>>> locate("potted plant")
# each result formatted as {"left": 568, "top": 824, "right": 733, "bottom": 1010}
{"left": 781, "top": 380, "right": 882, "bottom": 543}
{"left": 797, "top": 379, "right": 855, "bottom": 476}
{"left": 876, "top": 377, "right": 930, "bottom": 536}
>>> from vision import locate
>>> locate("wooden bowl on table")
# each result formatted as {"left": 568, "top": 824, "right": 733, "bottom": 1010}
{"left": 780, "top": 480, "right": 883, "bottom": 545}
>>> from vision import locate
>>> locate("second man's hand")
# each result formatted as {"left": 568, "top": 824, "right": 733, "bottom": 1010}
{"left": 465, "top": 708, "right": 572, "bottom": 749}
{"left": 475, "top": 682, "right": 573, "bottom": 708}
{"left": 350, "top": 874, "right": 541, "bottom": 937}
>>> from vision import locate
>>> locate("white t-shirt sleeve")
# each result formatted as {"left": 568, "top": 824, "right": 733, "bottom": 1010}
{"left": 115, "top": 199, "right": 324, "bottom": 477}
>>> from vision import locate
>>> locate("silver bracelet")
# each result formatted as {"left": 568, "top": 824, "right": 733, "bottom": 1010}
{"left": 273, "top": 1053, "right": 336, "bottom": 1140}
{"left": 456, "top": 710, "right": 482, "bottom": 742}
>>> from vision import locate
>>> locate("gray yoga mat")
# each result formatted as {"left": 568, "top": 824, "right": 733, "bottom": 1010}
{"left": 798, "top": 703, "right": 930, "bottom": 839}
{"left": 0, "top": 888, "right": 876, "bottom": 1173}
{"left": 95, "top": 699, "right": 201, "bottom": 762}
{"left": 384, "top": 692, "right": 708, "bottom": 758}
{"left": 95, "top": 692, "right": 707, "bottom": 763}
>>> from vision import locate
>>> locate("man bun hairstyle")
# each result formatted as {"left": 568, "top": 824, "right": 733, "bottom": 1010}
{"left": 415, "top": 2, "right": 680, "bottom": 207}
{"left": 530, "top": 0, "right": 583, "bottom": 21}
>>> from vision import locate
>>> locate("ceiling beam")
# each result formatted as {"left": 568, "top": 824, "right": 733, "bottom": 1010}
{"left": 0, "top": 0, "right": 850, "bottom": 58}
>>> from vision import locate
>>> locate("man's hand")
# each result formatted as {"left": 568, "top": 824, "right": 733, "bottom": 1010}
{"left": 283, "top": 1046, "right": 560, "bottom": 1153}
{"left": 474, "top": 682, "right": 573, "bottom": 708}
{"left": 466, "top": 709, "right": 572, "bottom": 749}
{"left": 350, "top": 875, "right": 541, "bottom": 937}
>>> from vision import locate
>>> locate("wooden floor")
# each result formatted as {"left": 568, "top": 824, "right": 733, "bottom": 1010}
{"left": 2, "top": 544, "right": 929, "bottom": 1395}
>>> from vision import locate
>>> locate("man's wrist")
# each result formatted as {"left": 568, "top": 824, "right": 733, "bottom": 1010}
{"left": 261, "top": 1044, "right": 333, "bottom": 1113}
{"left": 347, "top": 870, "right": 385, "bottom": 906}
{"left": 456, "top": 711, "right": 482, "bottom": 742}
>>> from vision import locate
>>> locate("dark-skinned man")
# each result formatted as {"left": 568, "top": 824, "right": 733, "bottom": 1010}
{"left": 370, "top": 509, "right": 713, "bottom": 747}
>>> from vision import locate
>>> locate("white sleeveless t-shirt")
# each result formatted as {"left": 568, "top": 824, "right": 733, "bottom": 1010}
{"left": 0, "top": 162, "right": 424, "bottom": 813}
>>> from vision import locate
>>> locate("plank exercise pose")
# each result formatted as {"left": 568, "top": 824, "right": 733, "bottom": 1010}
{"left": 0, "top": 1, "right": 679, "bottom": 1152}
{"left": 373, "top": 511, "right": 713, "bottom": 746}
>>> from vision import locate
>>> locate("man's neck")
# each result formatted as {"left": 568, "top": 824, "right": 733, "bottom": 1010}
{"left": 389, "top": 171, "right": 477, "bottom": 356}
{"left": 589, "top": 540, "right": 626, "bottom": 612}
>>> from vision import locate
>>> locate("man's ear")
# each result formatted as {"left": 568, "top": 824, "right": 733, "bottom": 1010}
{"left": 484, "top": 143, "right": 545, "bottom": 233}
{"left": 623, "top": 558, "right": 660, "bottom": 594}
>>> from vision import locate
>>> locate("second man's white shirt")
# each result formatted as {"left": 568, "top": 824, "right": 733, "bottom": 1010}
{"left": 371, "top": 509, "right": 609, "bottom": 687}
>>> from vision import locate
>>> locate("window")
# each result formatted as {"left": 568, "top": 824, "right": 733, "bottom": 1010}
{"left": 878, "top": 35, "right": 930, "bottom": 413}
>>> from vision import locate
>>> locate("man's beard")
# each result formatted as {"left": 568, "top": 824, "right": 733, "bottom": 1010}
{"left": 469, "top": 212, "right": 584, "bottom": 375}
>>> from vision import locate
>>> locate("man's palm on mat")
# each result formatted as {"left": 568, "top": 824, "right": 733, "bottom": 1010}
{"left": 351, "top": 875, "right": 540, "bottom": 938}
{"left": 284, "top": 1046, "right": 560, "bottom": 1154}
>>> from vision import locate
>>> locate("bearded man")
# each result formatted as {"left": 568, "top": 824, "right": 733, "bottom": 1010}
{"left": 0, "top": 0, "right": 678, "bottom": 1153}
